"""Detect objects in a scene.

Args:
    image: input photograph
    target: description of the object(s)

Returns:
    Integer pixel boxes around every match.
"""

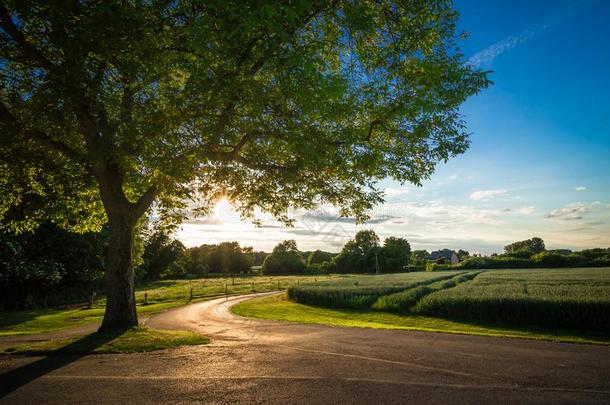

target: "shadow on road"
[0,330,123,399]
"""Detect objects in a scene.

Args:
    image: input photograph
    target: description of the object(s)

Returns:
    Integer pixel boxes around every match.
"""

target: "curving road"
[1,292,610,404]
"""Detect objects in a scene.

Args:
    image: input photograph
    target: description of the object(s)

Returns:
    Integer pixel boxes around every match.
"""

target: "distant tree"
[334,230,380,273]
[248,251,269,267]
[308,250,333,265]
[0,1,489,330]
[504,237,546,255]
[139,232,186,280]
[262,240,306,274]
[184,242,252,275]
[380,237,411,272]
[457,249,470,260]
[411,250,430,265]
[207,241,252,274]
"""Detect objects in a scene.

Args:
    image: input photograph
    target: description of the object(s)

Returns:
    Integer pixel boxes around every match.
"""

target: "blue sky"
[176,0,610,254]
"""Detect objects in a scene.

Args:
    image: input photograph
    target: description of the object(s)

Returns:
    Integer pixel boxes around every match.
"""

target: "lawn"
[233,293,610,345]
[2,326,209,354]
[0,274,344,336]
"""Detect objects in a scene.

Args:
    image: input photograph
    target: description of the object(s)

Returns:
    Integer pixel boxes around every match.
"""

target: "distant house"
[428,249,459,265]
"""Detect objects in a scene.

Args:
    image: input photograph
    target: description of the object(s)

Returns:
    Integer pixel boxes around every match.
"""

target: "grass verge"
[1,274,339,336]
[232,293,610,345]
[2,326,209,354]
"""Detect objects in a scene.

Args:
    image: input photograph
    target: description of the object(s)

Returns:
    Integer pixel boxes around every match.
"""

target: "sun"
[212,198,241,224]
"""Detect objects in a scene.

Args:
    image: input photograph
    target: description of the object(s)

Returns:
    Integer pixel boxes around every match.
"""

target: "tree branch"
[0,101,83,159]
[0,2,59,73]
[133,184,158,218]
[366,119,383,142]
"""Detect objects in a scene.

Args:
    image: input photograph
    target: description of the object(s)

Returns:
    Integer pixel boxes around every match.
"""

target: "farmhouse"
[428,249,460,265]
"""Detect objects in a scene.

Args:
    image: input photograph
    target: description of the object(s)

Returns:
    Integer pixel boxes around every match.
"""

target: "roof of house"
[428,249,456,260]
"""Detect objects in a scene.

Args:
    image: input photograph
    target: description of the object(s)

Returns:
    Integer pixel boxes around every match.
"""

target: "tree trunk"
[99,212,138,332]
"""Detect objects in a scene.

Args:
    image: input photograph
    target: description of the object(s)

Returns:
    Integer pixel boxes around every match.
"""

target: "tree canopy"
[334,229,380,273]
[262,240,306,274]
[504,237,546,255]
[380,236,411,272]
[0,0,489,330]
[1,0,489,230]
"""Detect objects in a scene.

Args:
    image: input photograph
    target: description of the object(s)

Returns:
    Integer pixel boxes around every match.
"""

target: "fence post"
[144,292,148,305]
[225,283,228,300]
[190,287,193,301]
[277,280,280,290]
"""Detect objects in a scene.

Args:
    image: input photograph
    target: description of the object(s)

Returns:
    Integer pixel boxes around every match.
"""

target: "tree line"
[3,224,609,311]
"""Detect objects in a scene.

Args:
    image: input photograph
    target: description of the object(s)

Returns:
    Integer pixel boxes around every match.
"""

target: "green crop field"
[414,268,610,331]
[287,271,464,309]
[285,268,610,333]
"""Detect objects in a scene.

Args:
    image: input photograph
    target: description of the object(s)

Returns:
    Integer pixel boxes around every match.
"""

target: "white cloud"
[470,189,508,201]
[575,186,587,191]
[384,187,409,198]
[546,201,601,221]
[516,206,535,215]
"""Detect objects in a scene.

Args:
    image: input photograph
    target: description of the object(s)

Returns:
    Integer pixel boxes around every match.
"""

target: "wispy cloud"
[546,201,601,221]
[470,189,508,201]
[468,3,586,67]
[383,187,409,198]
[516,206,535,215]
[575,186,587,191]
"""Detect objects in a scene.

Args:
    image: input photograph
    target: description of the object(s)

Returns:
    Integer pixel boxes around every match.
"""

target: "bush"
[459,256,533,269]
[531,251,571,268]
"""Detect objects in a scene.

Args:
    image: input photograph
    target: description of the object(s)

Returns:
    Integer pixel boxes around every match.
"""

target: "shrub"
[531,251,570,268]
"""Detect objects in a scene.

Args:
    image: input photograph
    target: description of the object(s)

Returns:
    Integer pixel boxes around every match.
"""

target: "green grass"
[233,294,610,345]
[414,268,610,331]
[287,271,464,309]
[0,274,342,336]
[2,326,209,354]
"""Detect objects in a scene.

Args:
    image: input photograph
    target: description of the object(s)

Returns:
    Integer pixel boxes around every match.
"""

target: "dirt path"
[2,292,610,404]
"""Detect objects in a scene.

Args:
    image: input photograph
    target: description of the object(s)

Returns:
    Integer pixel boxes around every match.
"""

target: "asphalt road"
[1,292,610,404]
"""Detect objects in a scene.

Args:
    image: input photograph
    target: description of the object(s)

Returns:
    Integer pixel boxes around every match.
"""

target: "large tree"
[504,237,546,255]
[380,236,410,272]
[0,0,489,331]
[334,230,380,273]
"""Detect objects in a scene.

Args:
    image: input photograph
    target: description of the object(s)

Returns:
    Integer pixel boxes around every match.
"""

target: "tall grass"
[372,272,481,313]
[414,268,610,331]
[287,271,463,309]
